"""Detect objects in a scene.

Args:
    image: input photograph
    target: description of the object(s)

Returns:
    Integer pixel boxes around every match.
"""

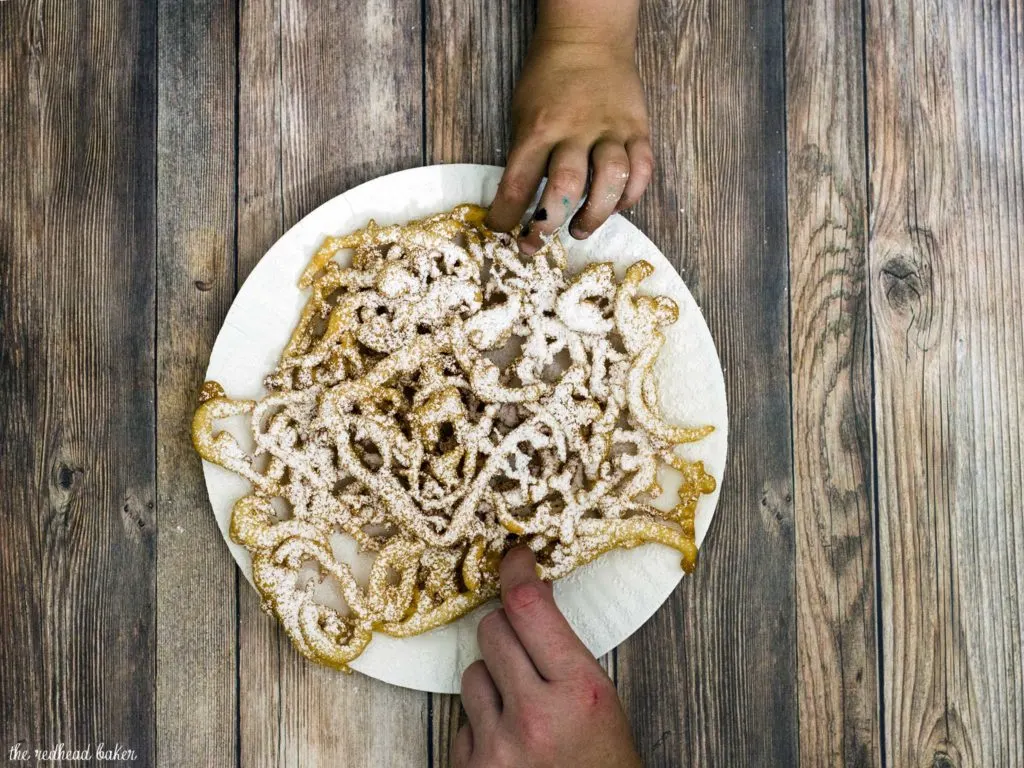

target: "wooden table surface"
[2,1,1022,766]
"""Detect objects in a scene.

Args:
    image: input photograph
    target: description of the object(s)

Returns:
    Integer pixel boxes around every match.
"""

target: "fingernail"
[570,226,589,240]
[519,239,537,255]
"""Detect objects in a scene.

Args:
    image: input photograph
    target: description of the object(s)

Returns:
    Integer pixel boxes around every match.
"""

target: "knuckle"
[504,582,545,616]
[514,705,555,756]
[547,167,586,196]
[491,735,525,768]
[630,149,655,179]
[571,673,617,712]
[523,108,561,142]
[496,175,534,205]
[602,158,631,182]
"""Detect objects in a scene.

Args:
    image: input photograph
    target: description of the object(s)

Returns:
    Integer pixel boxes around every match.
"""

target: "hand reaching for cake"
[486,0,653,254]
[455,547,641,768]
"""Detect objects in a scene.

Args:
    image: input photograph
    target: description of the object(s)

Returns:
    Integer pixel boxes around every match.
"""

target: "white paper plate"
[201,164,728,693]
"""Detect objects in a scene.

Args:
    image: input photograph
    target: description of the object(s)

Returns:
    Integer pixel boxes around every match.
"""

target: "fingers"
[486,141,551,233]
[477,607,542,696]
[615,137,654,212]
[499,546,597,681]
[453,722,473,768]
[461,659,501,732]
[519,142,589,255]
[570,140,631,239]
[489,136,654,244]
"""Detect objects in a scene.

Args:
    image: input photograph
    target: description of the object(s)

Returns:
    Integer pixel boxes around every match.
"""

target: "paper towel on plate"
[201,164,728,693]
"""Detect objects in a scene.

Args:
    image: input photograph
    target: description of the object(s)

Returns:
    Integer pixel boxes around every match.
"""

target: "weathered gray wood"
[236,1,427,765]
[615,1,797,766]
[0,1,158,763]
[866,0,1024,765]
[155,0,239,764]
[424,0,536,166]
[785,0,880,764]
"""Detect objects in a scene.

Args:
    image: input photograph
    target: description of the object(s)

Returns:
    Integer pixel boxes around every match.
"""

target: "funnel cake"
[192,204,716,671]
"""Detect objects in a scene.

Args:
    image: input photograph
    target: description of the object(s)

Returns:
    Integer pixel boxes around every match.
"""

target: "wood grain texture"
[422,3,536,764]
[0,0,158,762]
[4,1,1023,765]
[424,0,536,166]
[866,1,1024,766]
[236,1,427,766]
[785,0,880,764]
[616,1,797,766]
[155,0,238,764]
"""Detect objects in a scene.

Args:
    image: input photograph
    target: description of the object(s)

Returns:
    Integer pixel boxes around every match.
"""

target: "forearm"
[535,0,640,51]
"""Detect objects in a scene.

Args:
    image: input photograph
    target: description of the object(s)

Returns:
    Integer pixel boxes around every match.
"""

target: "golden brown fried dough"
[192,205,716,670]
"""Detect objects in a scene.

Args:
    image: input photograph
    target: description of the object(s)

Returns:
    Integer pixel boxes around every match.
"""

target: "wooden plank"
[424,0,536,166]
[0,0,158,762]
[784,0,880,764]
[236,1,427,765]
[422,2,536,764]
[155,0,238,764]
[615,1,797,766]
[866,0,1024,765]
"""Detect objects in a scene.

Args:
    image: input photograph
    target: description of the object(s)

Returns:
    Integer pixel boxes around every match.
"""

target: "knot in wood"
[879,256,923,314]
[52,460,82,491]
